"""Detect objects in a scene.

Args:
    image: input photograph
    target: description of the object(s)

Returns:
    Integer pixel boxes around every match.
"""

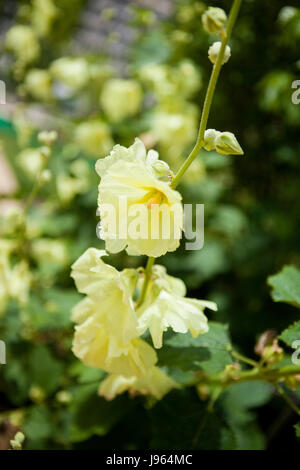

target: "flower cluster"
[71,248,216,400]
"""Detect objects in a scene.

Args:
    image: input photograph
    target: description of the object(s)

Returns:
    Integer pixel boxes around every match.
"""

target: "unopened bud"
[10,431,25,450]
[202,7,227,34]
[254,330,277,357]
[203,128,221,151]
[215,131,244,155]
[56,390,72,404]
[38,130,57,146]
[262,339,283,365]
[40,146,51,159]
[29,385,46,403]
[40,169,52,183]
[221,363,241,382]
[196,384,210,400]
[208,42,231,65]
[284,374,300,390]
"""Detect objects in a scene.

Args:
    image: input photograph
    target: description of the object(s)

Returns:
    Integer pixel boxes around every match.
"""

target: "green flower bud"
[202,7,227,34]
[261,339,283,365]
[56,390,72,404]
[208,42,231,65]
[38,130,57,146]
[29,385,46,403]
[203,128,221,151]
[215,131,244,155]
[40,169,52,183]
[10,431,25,451]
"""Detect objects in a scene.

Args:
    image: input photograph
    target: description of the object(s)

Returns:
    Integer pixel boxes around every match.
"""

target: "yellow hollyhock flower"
[100,79,142,122]
[50,57,89,90]
[71,248,158,376]
[99,366,178,401]
[0,255,31,315]
[137,265,217,348]
[71,248,139,344]
[5,25,40,66]
[95,138,183,257]
[25,69,53,101]
[74,120,114,157]
[72,303,156,376]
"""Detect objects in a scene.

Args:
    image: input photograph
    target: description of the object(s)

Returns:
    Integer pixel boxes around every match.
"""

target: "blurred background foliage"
[0,0,299,450]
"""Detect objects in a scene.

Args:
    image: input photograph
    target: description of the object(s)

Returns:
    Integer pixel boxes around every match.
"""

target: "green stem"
[231,350,258,367]
[273,383,300,417]
[136,256,155,307]
[137,1,243,306]
[171,0,243,189]
[18,149,50,251]
[203,364,300,387]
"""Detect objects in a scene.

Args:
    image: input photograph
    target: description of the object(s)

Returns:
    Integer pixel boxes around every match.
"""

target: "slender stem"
[171,0,243,189]
[231,350,258,367]
[136,256,155,307]
[137,1,243,306]
[273,383,300,417]
[202,364,300,387]
[18,149,50,252]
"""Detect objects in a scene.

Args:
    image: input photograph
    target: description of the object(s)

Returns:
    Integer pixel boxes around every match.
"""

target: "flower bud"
[203,128,221,151]
[202,7,227,34]
[40,169,52,183]
[38,130,57,146]
[284,374,300,391]
[261,339,283,365]
[208,42,231,65]
[56,390,72,404]
[215,131,244,155]
[10,431,25,451]
[29,385,46,403]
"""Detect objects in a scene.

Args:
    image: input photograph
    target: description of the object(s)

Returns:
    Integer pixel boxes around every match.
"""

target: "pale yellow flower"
[0,255,31,315]
[50,57,89,90]
[17,148,44,179]
[99,366,177,400]
[100,79,142,122]
[71,248,139,346]
[96,138,183,257]
[31,0,59,38]
[139,61,201,100]
[5,25,40,66]
[31,238,68,266]
[74,120,113,157]
[137,265,217,348]
[25,69,53,101]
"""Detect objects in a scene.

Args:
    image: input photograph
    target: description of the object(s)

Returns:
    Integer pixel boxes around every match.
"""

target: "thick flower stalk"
[70,0,244,403]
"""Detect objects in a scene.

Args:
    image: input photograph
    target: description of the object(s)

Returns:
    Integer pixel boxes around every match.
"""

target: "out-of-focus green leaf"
[23,405,54,447]
[279,321,300,347]
[57,383,134,443]
[27,346,63,394]
[268,265,300,308]
[149,389,233,450]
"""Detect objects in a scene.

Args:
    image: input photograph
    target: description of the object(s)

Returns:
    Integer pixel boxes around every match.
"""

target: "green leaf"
[158,322,233,374]
[223,381,273,411]
[23,405,53,443]
[149,389,232,450]
[295,422,300,438]
[220,382,270,450]
[56,383,134,443]
[279,321,300,347]
[27,346,64,394]
[268,265,300,308]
